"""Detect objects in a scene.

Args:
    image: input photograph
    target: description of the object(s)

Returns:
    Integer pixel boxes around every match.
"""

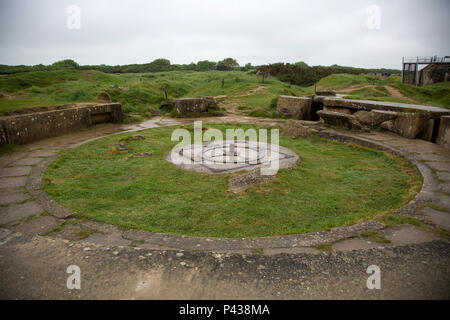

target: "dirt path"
[385,85,417,103]
[235,85,267,97]
[332,84,419,104]
[334,84,376,93]
[216,85,268,115]
[0,231,449,299]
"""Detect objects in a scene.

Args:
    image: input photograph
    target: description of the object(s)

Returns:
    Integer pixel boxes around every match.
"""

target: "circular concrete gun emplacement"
[167,140,300,174]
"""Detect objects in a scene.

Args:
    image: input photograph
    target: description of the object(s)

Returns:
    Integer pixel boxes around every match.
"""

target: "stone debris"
[317,110,365,131]
[129,135,145,141]
[113,143,129,151]
[279,120,318,138]
[131,152,152,157]
[228,168,277,194]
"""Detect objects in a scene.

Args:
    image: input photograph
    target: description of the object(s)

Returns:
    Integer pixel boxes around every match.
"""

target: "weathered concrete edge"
[28,126,437,251]
[323,97,450,116]
[0,103,123,145]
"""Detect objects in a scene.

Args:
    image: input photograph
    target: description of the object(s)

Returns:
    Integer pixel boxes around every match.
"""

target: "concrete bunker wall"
[437,116,450,148]
[276,94,450,148]
[277,96,313,120]
[320,98,450,146]
[0,103,123,145]
[276,95,326,121]
[174,97,216,116]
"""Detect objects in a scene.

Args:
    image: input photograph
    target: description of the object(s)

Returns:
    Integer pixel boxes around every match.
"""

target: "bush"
[51,59,80,69]
[248,109,270,118]
[269,97,279,109]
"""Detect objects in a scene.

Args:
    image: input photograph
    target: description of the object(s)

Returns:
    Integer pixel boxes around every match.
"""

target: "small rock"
[146,253,153,256]
[176,252,184,257]
[381,120,395,131]
[130,135,145,141]
[132,152,152,157]
[83,247,91,251]
[96,92,111,103]
[138,256,145,260]
[114,143,129,151]
[149,109,161,115]
[180,261,187,266]
[113,251,119,255]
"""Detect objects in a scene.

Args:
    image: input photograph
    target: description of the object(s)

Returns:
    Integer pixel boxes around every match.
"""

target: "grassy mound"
[0,70,313,118]
[43,123,421,238]
[318,73,450,109]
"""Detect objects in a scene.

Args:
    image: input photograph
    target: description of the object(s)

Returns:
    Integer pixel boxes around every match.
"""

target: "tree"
[294,61,309,68]
[51,59,79,69]
[147,59,171,72]
[257,65,271,83]
[216,58,239,71]
[160,83,169,99]
[196,60,217,71]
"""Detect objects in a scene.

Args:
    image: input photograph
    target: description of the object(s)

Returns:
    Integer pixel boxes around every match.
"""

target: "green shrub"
[269,97,279,109]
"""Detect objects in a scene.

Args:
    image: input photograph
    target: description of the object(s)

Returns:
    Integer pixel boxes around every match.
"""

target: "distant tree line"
[0,58,400,87]
[255,62,401,87]
[0,58,253,74]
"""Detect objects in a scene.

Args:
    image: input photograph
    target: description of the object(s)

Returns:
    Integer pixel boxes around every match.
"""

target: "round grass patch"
[43,123,422,238]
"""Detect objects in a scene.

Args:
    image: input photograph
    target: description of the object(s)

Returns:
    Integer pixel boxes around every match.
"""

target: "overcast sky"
[0,0,449,69]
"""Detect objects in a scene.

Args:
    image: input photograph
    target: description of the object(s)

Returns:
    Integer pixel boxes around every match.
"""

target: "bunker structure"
[402,56,450,86]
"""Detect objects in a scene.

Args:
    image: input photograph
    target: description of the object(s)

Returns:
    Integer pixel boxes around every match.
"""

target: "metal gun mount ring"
[166,140,300,174]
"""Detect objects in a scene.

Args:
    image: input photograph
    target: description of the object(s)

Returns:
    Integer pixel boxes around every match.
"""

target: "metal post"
[415,63,419,86]
[401,57,404,83]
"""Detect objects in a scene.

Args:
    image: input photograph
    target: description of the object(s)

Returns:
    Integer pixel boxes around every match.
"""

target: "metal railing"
[403,56,450,64]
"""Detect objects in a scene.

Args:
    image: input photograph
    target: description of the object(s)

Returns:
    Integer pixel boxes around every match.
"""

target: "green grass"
[76,228,100,239]
[381,214,424,228]
[380,213,450,238]
[0,144,20,155]
[347,87,390,98]
[1,70,448,120]
[344,83,450,109]
[43,123,421,238]
[342,95,416,105]
[247,109,281,118]
[0,69,313,117]
[316,243,333,252]
[392,81,450,109]
[250,248,264,255]
[318,73,450,109]
[317,74,386,90]
[361,230,391,243]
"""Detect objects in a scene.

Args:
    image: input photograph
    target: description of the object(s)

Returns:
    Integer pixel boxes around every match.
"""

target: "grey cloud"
[0,0,448,68]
